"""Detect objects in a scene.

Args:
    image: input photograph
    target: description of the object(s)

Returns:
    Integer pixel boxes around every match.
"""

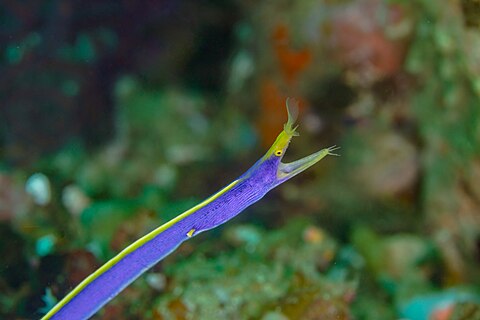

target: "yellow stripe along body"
[42,179,240,319]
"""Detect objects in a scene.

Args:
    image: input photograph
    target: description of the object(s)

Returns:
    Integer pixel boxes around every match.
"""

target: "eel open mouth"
[277,145,340,180]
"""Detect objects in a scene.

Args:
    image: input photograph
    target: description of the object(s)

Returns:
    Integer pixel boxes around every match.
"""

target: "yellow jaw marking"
[187,229,195,238]
[264,98,300,159]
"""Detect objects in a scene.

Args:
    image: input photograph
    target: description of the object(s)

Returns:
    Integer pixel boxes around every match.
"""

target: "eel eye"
[275,150,283,157]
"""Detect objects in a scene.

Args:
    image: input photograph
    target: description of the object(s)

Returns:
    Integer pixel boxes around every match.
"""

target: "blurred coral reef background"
[1,0,480,319]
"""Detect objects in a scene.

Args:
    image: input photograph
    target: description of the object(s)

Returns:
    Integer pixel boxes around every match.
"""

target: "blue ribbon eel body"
[42,98,338,319]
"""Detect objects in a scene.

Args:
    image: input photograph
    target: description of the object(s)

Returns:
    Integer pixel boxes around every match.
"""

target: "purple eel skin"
[41,98,338,320]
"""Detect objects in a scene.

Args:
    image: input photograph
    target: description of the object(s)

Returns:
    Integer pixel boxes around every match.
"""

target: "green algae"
[151,219,352,320]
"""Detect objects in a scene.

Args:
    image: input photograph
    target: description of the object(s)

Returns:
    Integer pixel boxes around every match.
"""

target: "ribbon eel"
[42,98,339,320]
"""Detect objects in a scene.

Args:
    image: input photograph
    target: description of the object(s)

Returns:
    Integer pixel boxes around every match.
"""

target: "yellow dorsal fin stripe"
[42,179,240,319]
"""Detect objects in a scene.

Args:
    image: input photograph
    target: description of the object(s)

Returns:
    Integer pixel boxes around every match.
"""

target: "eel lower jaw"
[277,146,339,180]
